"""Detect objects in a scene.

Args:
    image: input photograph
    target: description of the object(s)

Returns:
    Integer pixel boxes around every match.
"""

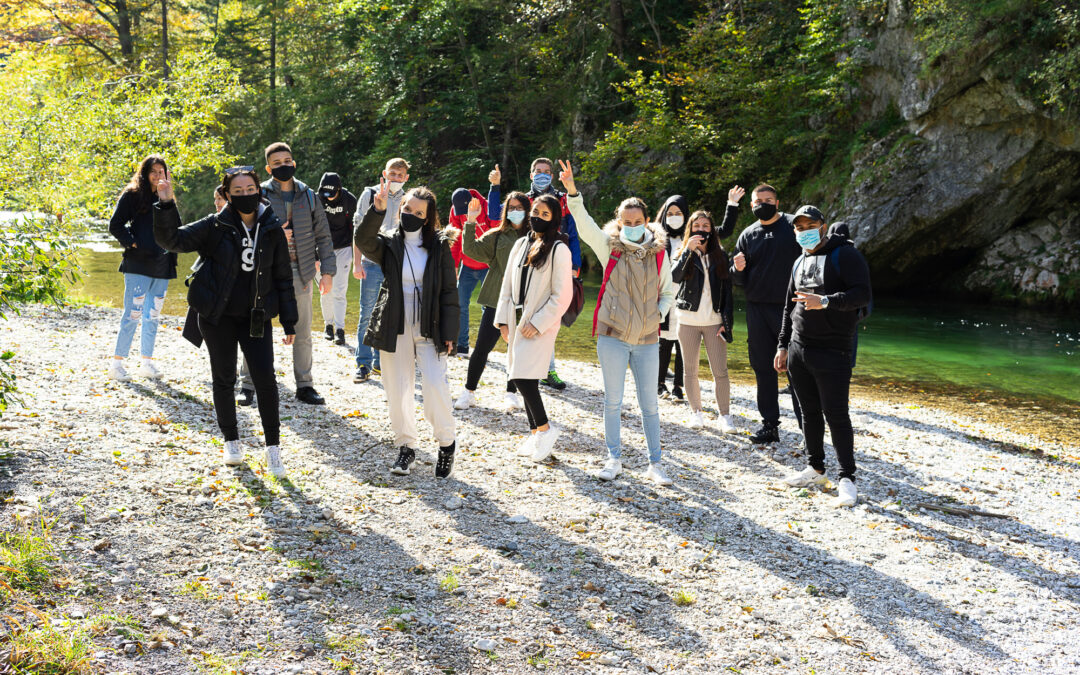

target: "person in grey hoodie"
[238,142,336,407]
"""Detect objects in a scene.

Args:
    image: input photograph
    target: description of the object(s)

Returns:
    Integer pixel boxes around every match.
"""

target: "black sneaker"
[749,422,780,445]
[335,329,346,346]
[390,446,416,475]
[296,387,325,405]
[237,388,255,407]
[658,385,670,400]
[455,345,469,357]
[435,442,455,479]
[353,365,370,383]
[671,388,685,403]
[541,370,567,390]
[324,324,334,341]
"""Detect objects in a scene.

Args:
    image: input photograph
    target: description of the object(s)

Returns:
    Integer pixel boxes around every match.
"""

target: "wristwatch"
[820,296,830,309]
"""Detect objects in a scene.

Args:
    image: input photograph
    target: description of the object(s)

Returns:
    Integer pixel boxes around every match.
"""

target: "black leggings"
[658,337,683,391]
[465,306,516,393]
[511,379,548,430]
[786,341,855,481]
[198,314,280,446]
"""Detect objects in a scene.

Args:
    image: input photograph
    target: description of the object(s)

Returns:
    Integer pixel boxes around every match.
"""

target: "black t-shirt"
[320,189,358,250]
[223,221,257,318]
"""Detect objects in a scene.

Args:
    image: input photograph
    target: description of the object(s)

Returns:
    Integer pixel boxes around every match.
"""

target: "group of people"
[107,145,871,506]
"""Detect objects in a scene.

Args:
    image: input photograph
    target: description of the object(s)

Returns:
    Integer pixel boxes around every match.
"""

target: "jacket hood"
[811,231,851,256]
[604,220,667,258]
[658,195,690,233]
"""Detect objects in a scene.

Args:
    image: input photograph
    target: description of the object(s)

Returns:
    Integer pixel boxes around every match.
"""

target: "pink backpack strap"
[592,250,623,337]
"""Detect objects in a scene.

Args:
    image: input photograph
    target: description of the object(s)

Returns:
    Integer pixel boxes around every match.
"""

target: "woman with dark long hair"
[671,210,736,433]
[153,167,298,477]
[354,180,459,479]
[453,190,531,411]
[107,155,177,381]
[494,193,573,462]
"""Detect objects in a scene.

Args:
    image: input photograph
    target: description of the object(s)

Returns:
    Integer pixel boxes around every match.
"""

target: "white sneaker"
[502,392,523,411]
[265,445,286,478]
[137,359,162,379]
[224,440,244,466]
[834,478,858,507]
[597,459,622,481]
[516,433,539,457]
[108,360,130,382]
[645,463,673,486]
[686,411,704,430]
[531,425,560,463]
[783,466,827,488]
[718,414,737,434]
[453,389,476,410]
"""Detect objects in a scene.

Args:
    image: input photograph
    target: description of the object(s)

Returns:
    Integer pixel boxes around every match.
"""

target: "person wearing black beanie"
[317,171,358,345]
[655,195,691,402]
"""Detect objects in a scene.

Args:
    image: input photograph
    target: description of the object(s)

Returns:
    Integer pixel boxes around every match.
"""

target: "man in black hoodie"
[730,184,803,443]
[317,172,358,345]
[774,205,871,508]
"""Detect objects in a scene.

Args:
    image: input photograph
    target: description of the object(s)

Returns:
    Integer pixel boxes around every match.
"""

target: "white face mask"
[388,181,405,194]
[666,215,684,229]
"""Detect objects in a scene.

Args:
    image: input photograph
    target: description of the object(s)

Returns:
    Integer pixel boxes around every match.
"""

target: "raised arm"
[558,160,610,261]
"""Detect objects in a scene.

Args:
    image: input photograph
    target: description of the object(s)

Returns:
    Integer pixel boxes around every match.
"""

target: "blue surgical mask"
[622,224,646,242]
[796,227,822,250]
[507,209,526,225]
[531,173,552,191]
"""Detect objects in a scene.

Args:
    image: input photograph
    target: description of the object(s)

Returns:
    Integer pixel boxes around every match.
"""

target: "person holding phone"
[671,211,736,433]
[153,167,298,477]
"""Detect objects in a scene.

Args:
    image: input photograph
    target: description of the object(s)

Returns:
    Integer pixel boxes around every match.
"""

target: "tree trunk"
[455,26,495,161]
[116,0,134,63]
[161,0,169,78]
[269,0,277,134]
[608,0,625,59]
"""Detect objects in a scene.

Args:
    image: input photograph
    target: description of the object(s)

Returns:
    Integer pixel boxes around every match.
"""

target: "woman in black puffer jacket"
[107,155,178,382]
[670,210,736,435]
[154,167,298,478]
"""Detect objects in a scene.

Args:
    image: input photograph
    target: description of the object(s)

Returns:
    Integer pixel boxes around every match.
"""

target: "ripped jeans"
[113,273,169,358]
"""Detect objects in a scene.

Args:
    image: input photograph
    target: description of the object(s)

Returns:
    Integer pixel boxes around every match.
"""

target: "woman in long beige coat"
[494,193,574,463]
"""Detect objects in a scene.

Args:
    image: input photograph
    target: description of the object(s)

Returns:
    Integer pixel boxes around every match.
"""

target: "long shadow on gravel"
[231,468,482,673]
[551,461,1012,668]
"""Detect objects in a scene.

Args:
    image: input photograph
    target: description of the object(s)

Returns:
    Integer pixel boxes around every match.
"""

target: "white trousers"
[319,247,353,330]
[380,296,455,449]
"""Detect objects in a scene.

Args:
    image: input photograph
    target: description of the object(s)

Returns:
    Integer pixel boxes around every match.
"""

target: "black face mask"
[271,165,296,182]
[752,202,777,222]
[229,194,260,215]
[530,216,553,234]
[400,212,425,233]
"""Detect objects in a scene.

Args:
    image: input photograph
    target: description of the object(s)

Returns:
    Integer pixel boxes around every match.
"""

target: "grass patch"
[323,633,366,652]
[673,589,696,606]
[86,613,145,642]
[286,557,327,578]
[177,578,217,601]
[438,567,461,593]
[0,518,57,595]
[196,649,259,674]
[4,618,95,673]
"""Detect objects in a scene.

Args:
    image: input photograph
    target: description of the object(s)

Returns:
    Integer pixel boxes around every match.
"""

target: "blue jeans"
[456,265,487,350]
[113,273,169,358]
[595,335,662,463]
[355,259,383,370]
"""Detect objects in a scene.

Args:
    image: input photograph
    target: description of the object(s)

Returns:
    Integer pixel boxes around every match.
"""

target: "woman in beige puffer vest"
[558,161,676,486]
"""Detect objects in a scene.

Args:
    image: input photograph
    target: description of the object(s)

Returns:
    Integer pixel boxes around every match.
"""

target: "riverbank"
[0,304,1077,673]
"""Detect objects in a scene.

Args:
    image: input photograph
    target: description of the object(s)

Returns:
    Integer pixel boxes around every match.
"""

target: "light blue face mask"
[531,173,552,192]
[506,209,526,225]
[796,227,822,250]
[622,224,646,242]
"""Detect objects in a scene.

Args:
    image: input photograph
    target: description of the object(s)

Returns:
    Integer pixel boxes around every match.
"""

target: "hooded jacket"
[353,206,459,353]
[109,190,178,280]
[778,232,872,351]
[317,172,359,250]
[153,200,298,334]
[449,188,495,270]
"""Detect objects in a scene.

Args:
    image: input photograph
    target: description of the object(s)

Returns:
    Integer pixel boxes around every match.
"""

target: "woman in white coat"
[495,193,574,463]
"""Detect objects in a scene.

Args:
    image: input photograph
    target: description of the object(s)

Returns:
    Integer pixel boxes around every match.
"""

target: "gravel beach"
[1,304,1078,674]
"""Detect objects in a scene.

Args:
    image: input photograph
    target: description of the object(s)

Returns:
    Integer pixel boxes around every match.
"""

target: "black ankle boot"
[749,421,780,445]
[435,442,455,479]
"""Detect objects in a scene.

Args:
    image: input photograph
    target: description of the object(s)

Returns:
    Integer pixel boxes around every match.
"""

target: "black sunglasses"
[224,165,254,175]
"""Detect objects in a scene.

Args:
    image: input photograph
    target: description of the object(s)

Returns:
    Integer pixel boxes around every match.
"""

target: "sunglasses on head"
[224,165,254,175]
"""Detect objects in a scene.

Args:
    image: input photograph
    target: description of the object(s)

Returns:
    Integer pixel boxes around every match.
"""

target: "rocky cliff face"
[842,0,1080,306]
